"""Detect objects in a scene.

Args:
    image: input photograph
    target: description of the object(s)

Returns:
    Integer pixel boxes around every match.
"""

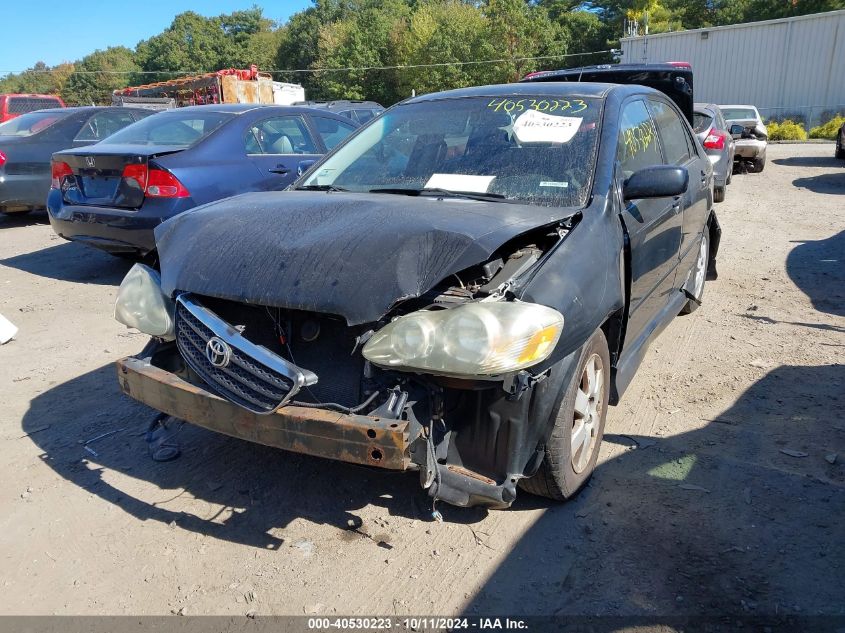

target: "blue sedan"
[47,104,358,258]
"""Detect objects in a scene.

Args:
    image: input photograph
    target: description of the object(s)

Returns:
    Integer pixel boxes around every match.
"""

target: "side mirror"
[623,165,689,200]
[297,159,317,177]
[729,124,744,136]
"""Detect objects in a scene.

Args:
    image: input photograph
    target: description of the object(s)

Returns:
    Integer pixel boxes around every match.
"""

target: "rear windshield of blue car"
[98,111,234,147]
[301,95,601,208]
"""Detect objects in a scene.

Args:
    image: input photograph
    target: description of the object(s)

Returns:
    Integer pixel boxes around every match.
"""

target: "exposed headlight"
[362,302,564,377]
[114,264,175,340]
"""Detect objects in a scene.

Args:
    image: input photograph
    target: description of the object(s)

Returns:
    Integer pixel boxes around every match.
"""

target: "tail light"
[119,164,190,198]
[703,130,727,150]
[666,61,692,68]
[0,150,7,168]
[51,160,73,188]
[122,164,147,191]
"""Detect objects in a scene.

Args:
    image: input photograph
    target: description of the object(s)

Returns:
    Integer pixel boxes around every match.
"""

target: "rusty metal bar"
[116,356,412,470]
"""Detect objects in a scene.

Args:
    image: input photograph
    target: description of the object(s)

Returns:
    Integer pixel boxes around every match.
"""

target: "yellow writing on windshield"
[487,98,588,114]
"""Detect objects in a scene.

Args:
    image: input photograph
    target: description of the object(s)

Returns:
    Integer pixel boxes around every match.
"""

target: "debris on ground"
[0,313,18,344]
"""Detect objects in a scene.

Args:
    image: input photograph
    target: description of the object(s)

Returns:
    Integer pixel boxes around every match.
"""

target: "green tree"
[396,1,494,97]
[62,47,139,105]
[135,11,232,78]
[310,0,410,103]
[483,0,564,82]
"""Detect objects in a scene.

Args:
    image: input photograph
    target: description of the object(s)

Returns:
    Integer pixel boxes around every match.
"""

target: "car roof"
[167,104,320,114]
[405,82,631,104]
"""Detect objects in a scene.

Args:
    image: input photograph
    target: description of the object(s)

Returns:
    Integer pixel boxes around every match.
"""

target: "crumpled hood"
[156,191,571,325]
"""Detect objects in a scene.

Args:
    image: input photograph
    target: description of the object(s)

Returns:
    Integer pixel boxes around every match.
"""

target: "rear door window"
[245,115,316,154]
[311,116,357,150]
[649,99,692,165]
[353,109,376,124]
[617,99,663,179]
[74,110,138,142]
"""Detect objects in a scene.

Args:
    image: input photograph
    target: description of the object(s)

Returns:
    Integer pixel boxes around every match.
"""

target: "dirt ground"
[0,143,842,619]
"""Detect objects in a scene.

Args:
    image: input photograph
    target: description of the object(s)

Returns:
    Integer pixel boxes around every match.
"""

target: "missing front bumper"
[116,355,413,470]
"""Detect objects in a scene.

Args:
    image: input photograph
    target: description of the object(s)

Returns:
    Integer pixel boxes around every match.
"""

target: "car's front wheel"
[836,132,845,160]
[519,328,610,501]
[714,185,726,203]
[752,157,766,172]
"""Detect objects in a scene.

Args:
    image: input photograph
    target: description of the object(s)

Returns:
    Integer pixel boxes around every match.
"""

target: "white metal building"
[620,10,845,126]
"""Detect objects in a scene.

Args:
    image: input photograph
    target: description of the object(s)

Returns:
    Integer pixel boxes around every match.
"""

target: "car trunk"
[55,144,185,209]
[522,63,695,125]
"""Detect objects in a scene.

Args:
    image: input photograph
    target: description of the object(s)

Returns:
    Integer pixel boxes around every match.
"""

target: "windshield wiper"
[296,184,349,192]
[369,187,513,203]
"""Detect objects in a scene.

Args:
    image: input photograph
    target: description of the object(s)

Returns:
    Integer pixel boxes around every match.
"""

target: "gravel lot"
[0,143,842,618]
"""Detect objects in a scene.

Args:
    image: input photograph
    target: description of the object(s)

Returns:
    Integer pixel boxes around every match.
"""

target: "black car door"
[617,98,684,344]
[245,114,322,190]
[648,98,711,283]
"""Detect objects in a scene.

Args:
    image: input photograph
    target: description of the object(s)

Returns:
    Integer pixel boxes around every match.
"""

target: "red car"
[0,94,65,123]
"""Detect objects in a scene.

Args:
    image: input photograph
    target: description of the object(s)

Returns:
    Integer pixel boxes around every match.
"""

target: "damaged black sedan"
[113,82,720,509]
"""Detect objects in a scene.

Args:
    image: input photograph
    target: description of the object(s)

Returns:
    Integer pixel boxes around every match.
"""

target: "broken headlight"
[114,264,175,340]
[362,302,564,377]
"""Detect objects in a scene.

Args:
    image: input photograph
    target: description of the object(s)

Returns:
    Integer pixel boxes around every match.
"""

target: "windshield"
[0,110,66,136]
[721,107,757,121]
[301,96,601,207]
[98,111,234,147]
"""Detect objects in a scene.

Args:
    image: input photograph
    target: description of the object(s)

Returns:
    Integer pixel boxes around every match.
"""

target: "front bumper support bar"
[116,356,412,470]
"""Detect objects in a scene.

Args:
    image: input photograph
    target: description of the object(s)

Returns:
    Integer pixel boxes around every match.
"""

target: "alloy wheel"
[571,353,604,474]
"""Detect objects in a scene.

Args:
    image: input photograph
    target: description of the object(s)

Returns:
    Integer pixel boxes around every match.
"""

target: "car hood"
[156,191,574,325]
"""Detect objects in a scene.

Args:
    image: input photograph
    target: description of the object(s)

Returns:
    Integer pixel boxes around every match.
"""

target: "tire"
[752,157,765,173]
[680,231,709,315]
[519,329,610,501]
[836,133,845,160]
[726,168,732,185]
[1,208,32,215]
[714,185,726,203]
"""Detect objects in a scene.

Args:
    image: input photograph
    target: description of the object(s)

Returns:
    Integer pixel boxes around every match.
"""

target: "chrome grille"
[175,295,317,414]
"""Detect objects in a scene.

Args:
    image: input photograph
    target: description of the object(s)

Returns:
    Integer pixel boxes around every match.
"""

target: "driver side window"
[617,100,663,180]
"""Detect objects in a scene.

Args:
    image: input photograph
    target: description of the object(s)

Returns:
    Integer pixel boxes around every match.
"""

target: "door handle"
[700,171,708,186]
[269,166,290,175]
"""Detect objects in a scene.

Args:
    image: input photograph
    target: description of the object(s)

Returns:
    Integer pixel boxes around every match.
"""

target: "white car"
[720,105,768,173]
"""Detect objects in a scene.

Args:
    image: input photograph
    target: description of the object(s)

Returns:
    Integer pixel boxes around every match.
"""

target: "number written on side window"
[618,100,662,179]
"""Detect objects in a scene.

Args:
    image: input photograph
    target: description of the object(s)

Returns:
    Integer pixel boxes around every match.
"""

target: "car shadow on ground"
[0,241,132,285]
[772,155,842,169]
[786,231,845,318]
[0,210,48,227]
[20,362,487,551]
[792,173,845,195]
[461,362,845,619]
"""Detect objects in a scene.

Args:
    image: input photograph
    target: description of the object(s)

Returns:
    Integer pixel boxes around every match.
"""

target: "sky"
[0,0,313,75]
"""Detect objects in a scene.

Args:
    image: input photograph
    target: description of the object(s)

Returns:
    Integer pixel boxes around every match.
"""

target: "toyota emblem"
[85,156,96,168]
[205,336,232,368]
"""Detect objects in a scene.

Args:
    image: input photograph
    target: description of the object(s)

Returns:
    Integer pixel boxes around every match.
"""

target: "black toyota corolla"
[112,81,719,510]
